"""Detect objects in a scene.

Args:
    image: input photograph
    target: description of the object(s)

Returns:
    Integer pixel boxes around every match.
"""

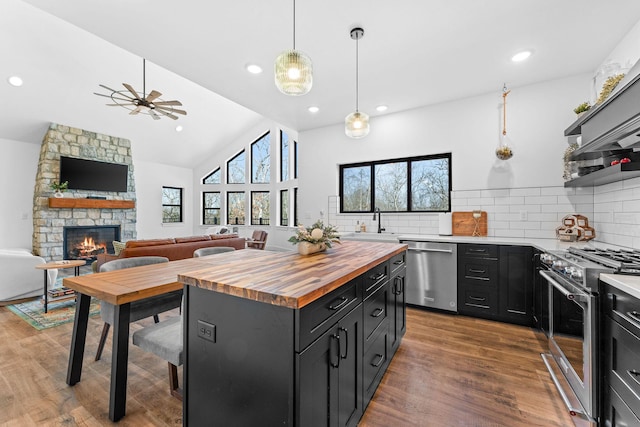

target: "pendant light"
[274,0,313,96]
[345,27,369,138]
[496,83,513,160]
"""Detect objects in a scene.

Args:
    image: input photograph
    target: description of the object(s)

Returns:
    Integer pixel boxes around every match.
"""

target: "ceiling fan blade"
[95,93,135,103]
[149,110,161,120]
[105,103,137,107]
[156,106,187,115]
[129,106,143,115]
[153,100,183,106]
[98,84,121,93]
[146,90,162,102]
[123,83,141,100]
[155,109,179,120]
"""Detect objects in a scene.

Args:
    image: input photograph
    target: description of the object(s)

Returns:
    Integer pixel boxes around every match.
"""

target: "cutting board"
[452,211,488,236]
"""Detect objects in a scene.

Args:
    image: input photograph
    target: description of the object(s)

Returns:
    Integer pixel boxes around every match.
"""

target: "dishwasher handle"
[407,247,453,254]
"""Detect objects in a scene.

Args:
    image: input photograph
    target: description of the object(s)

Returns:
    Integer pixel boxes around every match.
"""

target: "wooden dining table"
[63,251,272,422]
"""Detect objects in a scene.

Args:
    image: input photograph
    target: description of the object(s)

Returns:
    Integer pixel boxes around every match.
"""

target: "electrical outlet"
[519,210,528,221]
[197,320,216,343]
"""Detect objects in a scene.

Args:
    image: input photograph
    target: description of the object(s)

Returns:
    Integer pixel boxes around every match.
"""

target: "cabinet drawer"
[604,315,640,419]
[362,262,389,298]
[459,244,498,259]
[458,285,497,316]
[603,385,640,427]
[458,258,498,283]
[296,279,361,352]
[364,282,389,350]
[390,252,406,275]
[604,283,640,336]
[363,319,389,404]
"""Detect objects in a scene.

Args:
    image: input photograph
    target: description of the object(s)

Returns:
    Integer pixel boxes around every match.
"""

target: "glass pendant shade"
[275,49,313,96]
[345,111,370,138]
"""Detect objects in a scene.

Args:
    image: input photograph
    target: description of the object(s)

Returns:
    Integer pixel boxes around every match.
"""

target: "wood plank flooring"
[0,304,573,426]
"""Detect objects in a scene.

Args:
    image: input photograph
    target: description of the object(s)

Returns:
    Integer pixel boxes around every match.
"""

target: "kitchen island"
[178,240,407,427]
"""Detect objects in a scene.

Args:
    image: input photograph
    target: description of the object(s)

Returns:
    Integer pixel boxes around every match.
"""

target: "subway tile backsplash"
[327,177,640,249]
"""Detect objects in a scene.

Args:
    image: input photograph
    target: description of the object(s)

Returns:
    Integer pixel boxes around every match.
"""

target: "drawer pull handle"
[627,370,640,387]
[393,260,404,266]
[469,268,486,274]
[469,248,487,253]
[622,311,640,331]
[371,308,385,318]
[330,334,340,368]
[393,276,404,295]
[469,296,486,302]
[339,327,349,359]
[328,297,349,311]
[371,354,385,368]
[369,272,386,281]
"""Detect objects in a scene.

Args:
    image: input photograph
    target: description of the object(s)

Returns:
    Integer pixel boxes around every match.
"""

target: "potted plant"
[573,101,591,117]
[50,181,68,198]
[288,220,340,255]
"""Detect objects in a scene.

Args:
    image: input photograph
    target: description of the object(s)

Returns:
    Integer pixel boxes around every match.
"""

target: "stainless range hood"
[567,60,640,160]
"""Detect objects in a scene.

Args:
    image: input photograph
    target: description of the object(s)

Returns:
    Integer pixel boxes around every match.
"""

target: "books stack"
[47,287,75,298]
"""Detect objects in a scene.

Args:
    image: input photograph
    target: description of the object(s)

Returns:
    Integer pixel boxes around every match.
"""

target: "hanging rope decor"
[496,83,514,160]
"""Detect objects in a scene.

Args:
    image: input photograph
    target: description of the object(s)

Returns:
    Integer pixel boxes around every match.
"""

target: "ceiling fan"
[94,58,187,120]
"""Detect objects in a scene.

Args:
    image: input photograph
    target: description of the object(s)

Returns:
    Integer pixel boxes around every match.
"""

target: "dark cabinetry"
[602,283,640,425]
[457,244,533,326]
[389,251,406,354]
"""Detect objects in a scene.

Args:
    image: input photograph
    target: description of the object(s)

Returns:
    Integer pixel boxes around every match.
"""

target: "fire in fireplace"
[63,225,121,263]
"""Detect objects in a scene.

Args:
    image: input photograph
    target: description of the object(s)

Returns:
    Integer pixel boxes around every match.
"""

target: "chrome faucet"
[373,208,386,234]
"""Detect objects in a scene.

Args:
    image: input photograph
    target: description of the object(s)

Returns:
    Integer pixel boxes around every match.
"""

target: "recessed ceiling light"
[246,64,263,74]
[175,125,183,132]
[308,106,319,113]
[7,76,23,87]
[376,105,388,112]
[511,50,532,62]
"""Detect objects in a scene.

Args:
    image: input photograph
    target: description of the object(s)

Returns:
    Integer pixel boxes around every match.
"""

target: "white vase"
[54,190,64,198]
[298,241,327,255]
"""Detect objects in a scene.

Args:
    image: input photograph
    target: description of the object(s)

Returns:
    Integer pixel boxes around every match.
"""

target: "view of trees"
[227,191,245,224]
[162,186,182,223]
[251,191,270,225]
[341,154,450,212]
[203,168,221,184]
[203,191,221,225]
[228,151,245,184]
[280,189,289,226]
[281,131,289,182]
[252,132,270,184]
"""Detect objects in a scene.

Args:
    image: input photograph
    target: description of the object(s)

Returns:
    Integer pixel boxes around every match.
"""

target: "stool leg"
[168,363,182,401]
[95,323,110,361]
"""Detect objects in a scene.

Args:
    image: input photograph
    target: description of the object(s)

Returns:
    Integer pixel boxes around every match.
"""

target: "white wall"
[299,73,592,233]
[134,160,194,239]
[0,138,40,248]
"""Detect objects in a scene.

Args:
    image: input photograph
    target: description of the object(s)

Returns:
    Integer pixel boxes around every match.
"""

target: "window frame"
[280,130,289,182]
[227,150,246,184]
[280,189,289,226]
[162,186,183,223]
[227,191,245,225]
[339,153,452,213]
[202,167,221,184]
[202,191,221,225]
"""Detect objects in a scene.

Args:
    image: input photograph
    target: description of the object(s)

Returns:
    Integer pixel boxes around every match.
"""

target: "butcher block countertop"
[178,240,407,309]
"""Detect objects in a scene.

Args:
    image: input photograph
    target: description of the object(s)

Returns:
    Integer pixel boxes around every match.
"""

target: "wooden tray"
[452,211,487,236]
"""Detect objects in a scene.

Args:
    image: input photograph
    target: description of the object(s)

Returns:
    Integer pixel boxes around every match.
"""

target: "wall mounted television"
[59,156,128,192]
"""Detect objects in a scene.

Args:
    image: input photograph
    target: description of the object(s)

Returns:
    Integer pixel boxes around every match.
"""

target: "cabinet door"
[390,271,406,353]
[297,304,363,427]
[498,246,533,326]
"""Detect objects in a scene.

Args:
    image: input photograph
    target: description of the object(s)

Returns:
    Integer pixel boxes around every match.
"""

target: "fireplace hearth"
[63,225,121,263]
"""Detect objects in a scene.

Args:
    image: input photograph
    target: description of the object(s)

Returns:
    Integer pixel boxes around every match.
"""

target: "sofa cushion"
[210,233,239,240]
[126,238,176,248]
[175,235,211,243]
[113,240,126,255]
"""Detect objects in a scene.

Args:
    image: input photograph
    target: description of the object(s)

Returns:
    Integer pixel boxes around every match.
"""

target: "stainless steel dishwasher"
[401,240,457,312]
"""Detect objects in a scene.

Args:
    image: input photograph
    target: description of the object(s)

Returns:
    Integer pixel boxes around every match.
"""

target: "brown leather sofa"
[96,234,245,269]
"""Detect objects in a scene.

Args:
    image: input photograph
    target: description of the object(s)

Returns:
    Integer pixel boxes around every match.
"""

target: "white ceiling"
[3,0,640,168]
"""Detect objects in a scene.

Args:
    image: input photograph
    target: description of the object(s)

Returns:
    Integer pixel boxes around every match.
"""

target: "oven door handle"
[539,270,587,302]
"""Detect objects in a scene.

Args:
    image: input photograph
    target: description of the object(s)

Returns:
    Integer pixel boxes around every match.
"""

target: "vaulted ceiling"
[3,0,640,168]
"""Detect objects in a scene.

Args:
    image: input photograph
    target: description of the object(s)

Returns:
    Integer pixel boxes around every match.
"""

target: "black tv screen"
[59,156,128,192]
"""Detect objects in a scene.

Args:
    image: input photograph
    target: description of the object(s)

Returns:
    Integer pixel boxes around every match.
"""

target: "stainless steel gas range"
[539,247,640,427]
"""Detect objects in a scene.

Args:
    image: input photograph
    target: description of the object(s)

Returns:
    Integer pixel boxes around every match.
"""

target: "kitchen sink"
[340,232,399,243]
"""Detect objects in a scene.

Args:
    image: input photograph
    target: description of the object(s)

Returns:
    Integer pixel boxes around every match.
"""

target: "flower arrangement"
[50,181,69,192]
[288,220,340,248]
[573,101,591,115]
[595,73,625,105]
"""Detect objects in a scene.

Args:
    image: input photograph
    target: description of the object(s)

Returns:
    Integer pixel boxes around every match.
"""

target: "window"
[227,150,245,184]
[293,187,298,226]
[339,153,451,213]
[294,140,298,179]
[280,189,289,226]
[251,191,270,225]
[202,168,221,184]
[227,191,245,225]
[251,132,270,183]
[203,191,221,225]
[162,186,183,223]
[280,131,289,182]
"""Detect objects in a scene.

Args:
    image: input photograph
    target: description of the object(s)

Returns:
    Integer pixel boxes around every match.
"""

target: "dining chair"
[193,246,236,257]
[246,230,268,250]
[95,256,183,361]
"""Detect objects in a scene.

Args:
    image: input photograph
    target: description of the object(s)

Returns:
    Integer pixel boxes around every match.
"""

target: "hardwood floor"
[0,303,572,426]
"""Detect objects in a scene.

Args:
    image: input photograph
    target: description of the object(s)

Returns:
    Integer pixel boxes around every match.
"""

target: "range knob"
[552,260,567,269]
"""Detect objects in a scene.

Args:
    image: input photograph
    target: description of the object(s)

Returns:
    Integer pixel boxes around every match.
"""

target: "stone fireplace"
[63,225,121,263]
[32,123,137,261]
